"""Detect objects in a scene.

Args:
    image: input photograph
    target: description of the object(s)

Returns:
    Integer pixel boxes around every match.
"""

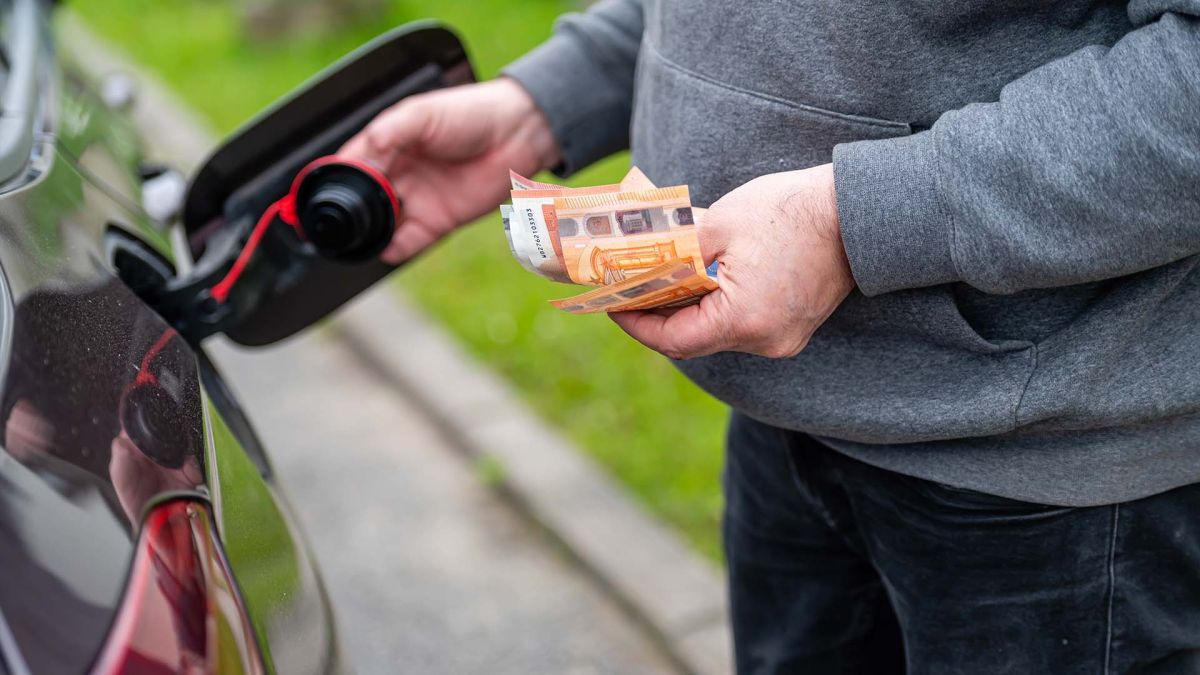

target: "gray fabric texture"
[504,0,1200,506]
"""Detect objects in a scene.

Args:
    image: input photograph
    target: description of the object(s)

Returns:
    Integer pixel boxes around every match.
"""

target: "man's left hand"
[610,164,855,360]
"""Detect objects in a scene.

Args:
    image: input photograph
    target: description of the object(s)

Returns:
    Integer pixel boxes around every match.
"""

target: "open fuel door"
[162,22,474,346]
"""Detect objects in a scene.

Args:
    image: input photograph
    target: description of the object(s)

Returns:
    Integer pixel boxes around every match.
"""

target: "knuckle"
[760,343,791,359]
[761,335,809,359]
[368,101,429,150]
[404,96,433,120]
[660,344,689,361]
[659,335,698,361]
[364,125,393,156]
[793,339,810,355]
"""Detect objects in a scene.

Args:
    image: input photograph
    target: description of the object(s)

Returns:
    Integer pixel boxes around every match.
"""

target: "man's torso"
[629,0,1200,505]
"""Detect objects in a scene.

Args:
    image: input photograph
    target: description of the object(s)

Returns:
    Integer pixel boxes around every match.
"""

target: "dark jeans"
[724,412,1200,675]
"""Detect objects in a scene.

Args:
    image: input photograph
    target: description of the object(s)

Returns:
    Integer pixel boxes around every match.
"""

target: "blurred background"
[73,0,728,562]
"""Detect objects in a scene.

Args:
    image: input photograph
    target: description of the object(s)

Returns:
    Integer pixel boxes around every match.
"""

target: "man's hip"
[723,411,1200,674]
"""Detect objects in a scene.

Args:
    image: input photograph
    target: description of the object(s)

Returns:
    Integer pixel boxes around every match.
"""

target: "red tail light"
[91,500,266,674]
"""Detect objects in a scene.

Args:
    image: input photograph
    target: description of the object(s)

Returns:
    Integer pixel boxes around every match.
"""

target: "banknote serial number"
[523,208,547,260]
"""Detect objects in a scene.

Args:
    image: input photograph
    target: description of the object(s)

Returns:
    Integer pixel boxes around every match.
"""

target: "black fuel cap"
[292,161,398,262]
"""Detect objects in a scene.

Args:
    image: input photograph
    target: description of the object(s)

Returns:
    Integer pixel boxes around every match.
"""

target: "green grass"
[74,0,728,560]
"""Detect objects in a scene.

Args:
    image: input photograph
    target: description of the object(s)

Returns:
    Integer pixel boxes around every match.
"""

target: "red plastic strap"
[134,330,175,387]
[209,200,284,304]
[277,194,299,229]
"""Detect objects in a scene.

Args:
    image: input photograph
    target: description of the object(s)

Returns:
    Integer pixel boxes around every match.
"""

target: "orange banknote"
[508,172,641,284]
[502,168,719,314]
[551,261,718,314]
[552,186,703,286]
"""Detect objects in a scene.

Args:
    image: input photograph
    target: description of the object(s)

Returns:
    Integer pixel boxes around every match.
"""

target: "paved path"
[207,327,677,675]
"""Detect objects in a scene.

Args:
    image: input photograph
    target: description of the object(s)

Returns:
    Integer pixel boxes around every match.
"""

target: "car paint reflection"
[1,280,205,527]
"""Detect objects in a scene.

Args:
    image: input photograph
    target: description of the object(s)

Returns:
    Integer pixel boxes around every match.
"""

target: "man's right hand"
[340,78,561,264]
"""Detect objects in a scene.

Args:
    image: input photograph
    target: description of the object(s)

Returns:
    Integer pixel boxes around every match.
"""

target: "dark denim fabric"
[724,412,1200,674]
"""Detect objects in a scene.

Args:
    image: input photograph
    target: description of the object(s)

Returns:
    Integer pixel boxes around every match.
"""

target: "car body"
[0,1,471,672]
[0,1,345,672]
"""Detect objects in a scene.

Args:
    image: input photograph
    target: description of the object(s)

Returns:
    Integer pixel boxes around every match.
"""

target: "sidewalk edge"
[336,291,731,675]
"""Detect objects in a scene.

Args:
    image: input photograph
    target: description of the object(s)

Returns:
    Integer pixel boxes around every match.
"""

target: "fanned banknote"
[552,185,702,286]
[502,168,718,314]
[551,261,719,314]
[500,204,537,275]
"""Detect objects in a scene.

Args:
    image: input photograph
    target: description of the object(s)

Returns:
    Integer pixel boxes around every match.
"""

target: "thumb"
[381,218,440,265]
[609,292,733,360]
[693,206,729,266]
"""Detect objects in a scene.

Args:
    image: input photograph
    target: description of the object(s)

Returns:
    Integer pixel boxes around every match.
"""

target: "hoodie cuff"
[503,33,634,178]
[833,131,960,296]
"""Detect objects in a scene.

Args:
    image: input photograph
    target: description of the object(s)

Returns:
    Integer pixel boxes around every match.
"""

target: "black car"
[0,1,473,672]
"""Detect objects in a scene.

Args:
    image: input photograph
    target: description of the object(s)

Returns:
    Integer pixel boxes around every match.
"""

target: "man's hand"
[610,164,855,360]
[341,78,561,264]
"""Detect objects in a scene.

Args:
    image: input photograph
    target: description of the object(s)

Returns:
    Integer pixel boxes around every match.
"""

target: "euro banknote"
[503,168,663,282]
[505,171,632,283]
[551,185,703,286]
[502,168,718,314]
[500,204,537,275]
[551,260,719,314]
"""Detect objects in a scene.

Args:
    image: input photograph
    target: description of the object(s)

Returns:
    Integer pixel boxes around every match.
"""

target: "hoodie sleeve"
[833,1,1200,296]
[502,0,643,177]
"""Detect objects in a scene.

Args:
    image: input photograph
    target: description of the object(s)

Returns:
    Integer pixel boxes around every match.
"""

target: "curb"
[61,14,732,675]
[336,292,731,675]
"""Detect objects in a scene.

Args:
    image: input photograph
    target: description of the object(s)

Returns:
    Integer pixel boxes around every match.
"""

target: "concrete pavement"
[208,332,677,675]
[337,290,730,675]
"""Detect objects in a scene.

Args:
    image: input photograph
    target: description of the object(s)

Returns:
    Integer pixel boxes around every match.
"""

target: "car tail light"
[91,500,266,675]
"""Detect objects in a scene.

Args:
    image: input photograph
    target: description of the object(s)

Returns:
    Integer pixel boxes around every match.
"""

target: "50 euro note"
[508,186,616,284]
[501,168,719,314]
[553,206,718,314]
[505,168,660,284]
[551,185,703,286]
[500,205,536,274]
[551,260,718,314]
[506,196,572,283]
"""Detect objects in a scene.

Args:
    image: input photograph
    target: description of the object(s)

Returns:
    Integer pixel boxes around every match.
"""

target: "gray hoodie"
[505,0,1200,506]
